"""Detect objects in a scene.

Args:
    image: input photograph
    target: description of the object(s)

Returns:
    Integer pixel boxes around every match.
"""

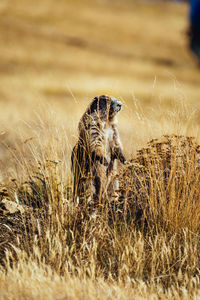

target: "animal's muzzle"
[116,102,122,112]
[114,99,122,112]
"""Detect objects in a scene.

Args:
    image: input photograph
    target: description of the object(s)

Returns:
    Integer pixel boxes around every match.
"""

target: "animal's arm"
[112,125,126,164]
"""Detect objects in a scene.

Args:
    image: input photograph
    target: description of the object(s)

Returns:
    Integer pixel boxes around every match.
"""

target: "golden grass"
[1,0,200,299]
[1,121,200,299]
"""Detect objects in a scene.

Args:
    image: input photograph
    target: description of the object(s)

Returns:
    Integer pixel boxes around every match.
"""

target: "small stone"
[1,199,25,214]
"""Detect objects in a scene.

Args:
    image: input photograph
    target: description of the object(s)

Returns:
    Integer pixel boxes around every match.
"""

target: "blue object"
[190,0,200,30]
[189,0,200,62]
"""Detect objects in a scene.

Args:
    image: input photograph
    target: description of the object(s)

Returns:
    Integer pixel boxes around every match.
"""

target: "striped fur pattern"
[71,95,126,207]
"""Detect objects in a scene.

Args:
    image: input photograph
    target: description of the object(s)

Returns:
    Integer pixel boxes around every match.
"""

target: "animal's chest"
[104,125,114,159]
[104,125,114,143]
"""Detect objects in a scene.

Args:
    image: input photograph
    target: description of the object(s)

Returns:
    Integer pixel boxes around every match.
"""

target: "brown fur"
[71,95,126,208]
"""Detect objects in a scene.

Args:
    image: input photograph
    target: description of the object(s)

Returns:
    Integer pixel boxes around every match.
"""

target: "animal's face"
[88,95,122,121]
[109,97,122,120]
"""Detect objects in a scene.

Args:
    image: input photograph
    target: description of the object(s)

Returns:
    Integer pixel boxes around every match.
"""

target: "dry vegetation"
[1,0,200,299]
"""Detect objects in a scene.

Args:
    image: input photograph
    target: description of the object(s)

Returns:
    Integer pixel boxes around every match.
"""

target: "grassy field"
[1,0,200,299]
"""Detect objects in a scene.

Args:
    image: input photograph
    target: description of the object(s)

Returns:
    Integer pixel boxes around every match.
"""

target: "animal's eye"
[110,101,115,111]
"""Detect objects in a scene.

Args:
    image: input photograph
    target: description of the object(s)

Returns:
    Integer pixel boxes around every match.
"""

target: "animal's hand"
[92,152,108,166]
[119,154,126,164]
[113,147,126,164]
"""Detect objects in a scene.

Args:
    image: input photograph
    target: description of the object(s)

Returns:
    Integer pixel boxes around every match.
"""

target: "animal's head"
[87,95,122,121]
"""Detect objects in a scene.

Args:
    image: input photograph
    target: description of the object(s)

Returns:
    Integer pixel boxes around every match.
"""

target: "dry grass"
[1,133,200,299]
[1,0,200,299]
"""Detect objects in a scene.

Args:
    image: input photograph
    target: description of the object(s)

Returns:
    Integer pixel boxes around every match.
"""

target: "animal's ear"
[88,96,98,114]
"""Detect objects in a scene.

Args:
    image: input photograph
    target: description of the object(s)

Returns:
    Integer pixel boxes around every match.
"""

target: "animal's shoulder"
[78,111,103,132]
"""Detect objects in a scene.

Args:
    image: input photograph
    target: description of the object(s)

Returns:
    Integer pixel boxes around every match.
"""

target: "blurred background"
[0,0,200,178]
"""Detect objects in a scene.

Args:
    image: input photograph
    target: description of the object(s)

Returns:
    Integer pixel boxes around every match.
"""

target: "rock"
[1,199,25,214]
